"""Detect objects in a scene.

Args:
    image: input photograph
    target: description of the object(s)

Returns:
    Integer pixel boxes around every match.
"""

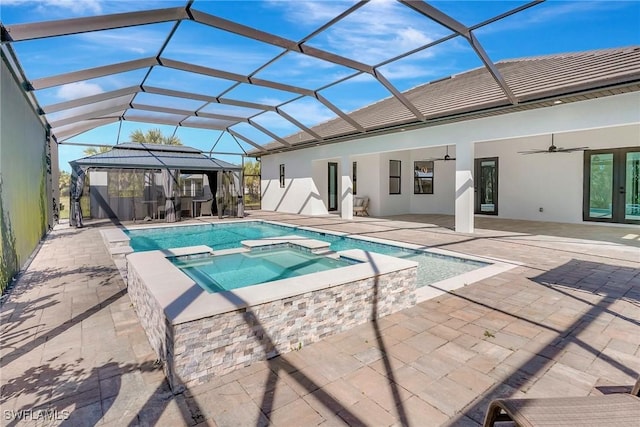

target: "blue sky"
[2,0,639,172]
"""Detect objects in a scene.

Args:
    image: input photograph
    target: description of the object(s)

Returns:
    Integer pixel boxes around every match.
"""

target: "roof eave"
[251,81,640,156]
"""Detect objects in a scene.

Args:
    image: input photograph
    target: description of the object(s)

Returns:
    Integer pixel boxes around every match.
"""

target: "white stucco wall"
[410,147,456,215]
[352,153,381,215]
[260,92,640,223]
[312,158,332,214]
[261,155,326,215]
[377,151,411,216]
[474,125,639,223]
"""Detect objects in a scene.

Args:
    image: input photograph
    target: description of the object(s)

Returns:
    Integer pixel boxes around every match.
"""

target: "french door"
[475,157,499,215]
[328,162,338,211]
[584,147,640,224]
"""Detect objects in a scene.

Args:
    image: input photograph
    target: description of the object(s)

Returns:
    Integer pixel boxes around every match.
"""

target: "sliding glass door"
[584,147,640,224]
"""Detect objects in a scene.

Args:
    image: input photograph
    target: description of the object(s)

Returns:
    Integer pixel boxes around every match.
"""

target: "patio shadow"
[445,258,640,425]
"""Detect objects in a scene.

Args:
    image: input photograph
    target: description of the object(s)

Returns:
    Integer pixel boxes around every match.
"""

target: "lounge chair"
[483,376,640,427]
[157,204,165,220]
[353,196,369,216]
[199,199,213,216]
[180,196,193,218]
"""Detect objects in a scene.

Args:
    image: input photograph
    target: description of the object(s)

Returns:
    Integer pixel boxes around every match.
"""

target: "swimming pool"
[170,247,359,293]
[118,221,513,389]
[126,221,487,286]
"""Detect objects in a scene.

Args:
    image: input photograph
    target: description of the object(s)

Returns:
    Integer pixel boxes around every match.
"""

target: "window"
[180,177,204,197]
[352,161,357,195]
[414,161,434,194]
[107,169,144,197]
[279,164,285,188]
[389,160,401,194]
[194,179,203,197]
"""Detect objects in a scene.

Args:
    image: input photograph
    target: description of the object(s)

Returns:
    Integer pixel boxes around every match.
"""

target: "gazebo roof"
[70,143,241,171]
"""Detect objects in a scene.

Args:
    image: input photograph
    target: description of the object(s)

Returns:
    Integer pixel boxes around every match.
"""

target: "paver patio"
[1,212,639,426]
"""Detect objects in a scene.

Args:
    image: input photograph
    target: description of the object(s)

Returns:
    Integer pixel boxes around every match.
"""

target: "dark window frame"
[328,162,338,211]
[352,161,357,196]
[583,147,640,225]
[389,160,401,195]
[413,160,434,194]
[279,164,285,188]
[474,157,499,215]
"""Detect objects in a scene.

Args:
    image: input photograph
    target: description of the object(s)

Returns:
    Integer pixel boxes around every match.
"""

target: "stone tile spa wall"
[127,263,170,368]
[127,260,416,390]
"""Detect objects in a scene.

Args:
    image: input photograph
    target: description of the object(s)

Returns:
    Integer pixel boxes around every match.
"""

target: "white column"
[341,156,353,220]
[455,141,475,233]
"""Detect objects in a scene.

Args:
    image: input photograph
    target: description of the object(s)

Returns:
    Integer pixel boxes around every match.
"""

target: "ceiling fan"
[518,134,589,154]
[428,145,456,161]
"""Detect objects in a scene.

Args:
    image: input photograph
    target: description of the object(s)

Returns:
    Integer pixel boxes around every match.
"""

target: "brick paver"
[1,213,638,426]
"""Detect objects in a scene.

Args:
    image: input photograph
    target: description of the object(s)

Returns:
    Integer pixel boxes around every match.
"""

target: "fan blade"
[556,146,589,152]
[518,149,550,154]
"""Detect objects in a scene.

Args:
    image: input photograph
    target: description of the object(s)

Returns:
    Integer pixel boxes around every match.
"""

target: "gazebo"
[69,143,242,227]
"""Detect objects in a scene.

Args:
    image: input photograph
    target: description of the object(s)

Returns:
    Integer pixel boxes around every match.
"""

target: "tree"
[130,128,182,145]
[81,129,181,156]
[83,146,110,156]
[243,160,261,209]
[58,169,71,194]
[243,160,260,176]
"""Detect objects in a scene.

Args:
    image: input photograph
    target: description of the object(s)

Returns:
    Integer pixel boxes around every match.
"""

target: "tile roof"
[71,143,241,171]
[257,47,640,153]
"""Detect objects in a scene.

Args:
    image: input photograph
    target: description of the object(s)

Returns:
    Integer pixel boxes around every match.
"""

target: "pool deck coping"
[118,219,520,305]
[241,235,331,253]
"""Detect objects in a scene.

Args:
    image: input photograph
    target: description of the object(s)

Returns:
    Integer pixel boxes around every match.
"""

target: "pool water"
[126,221,486,286]
[171,248,358,293]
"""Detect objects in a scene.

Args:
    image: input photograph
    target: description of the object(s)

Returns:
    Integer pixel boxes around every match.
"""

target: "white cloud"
[3,0,175,19]
[264,0,356,26]
[56,82,104,100]
[1,0,104,15]
[203,103,261,118]
[278,98,337,127]
[257,96,288,106]
[476,1,630,36]
[250,111,298,134]
[378,63,438,80]
[269,0,446,66]
[79,27,166,55]
[523,0,625,25]
[42,0,102,13]
[164,43,279,73]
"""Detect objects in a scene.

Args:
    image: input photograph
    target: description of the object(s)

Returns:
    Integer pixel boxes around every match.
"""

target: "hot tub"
[126,237,418,390]
[170,247,360,293]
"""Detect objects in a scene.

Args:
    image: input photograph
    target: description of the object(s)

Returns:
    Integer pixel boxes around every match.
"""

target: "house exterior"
[257,48,640,231]
[1,1,639,291]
